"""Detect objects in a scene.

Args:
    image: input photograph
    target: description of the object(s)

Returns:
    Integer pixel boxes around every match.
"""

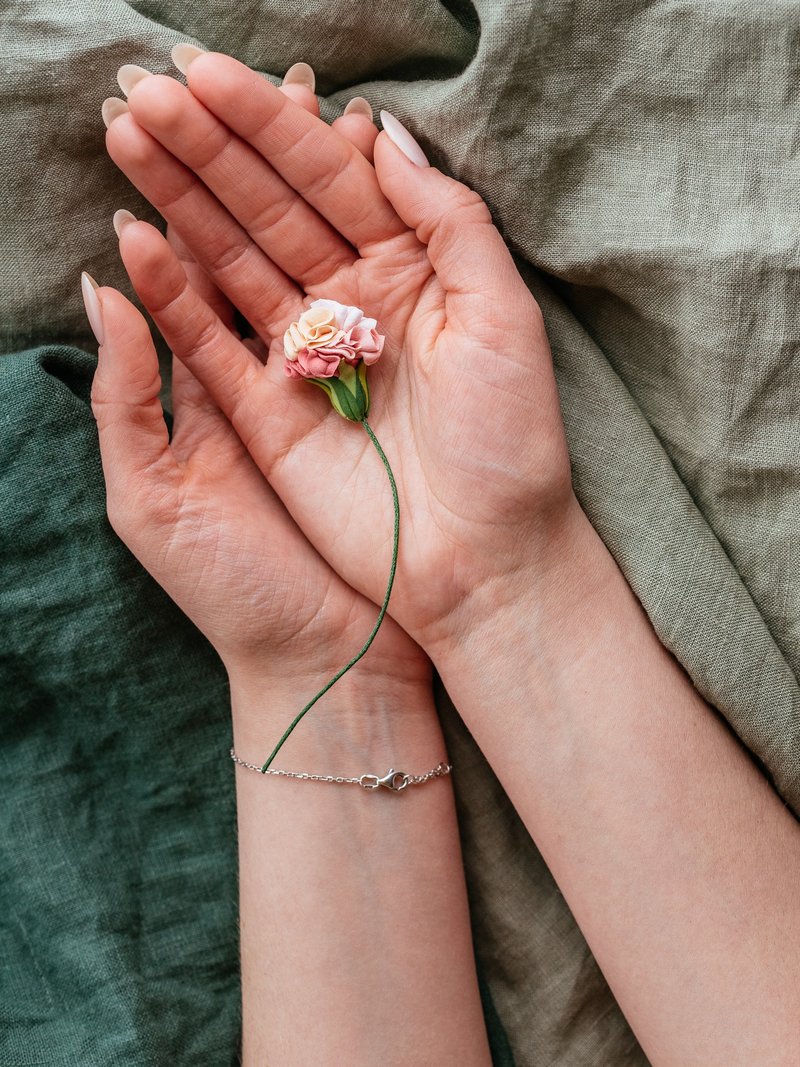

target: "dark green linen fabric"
[0,345,515,1065]
[2,0,799,1064]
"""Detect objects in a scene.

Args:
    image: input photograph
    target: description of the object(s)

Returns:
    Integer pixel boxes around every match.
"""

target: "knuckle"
[90,372,110,414]
[247,192,297,242]
[448,190,494,230]
[455,183,493,218]
[186,121,231,173]
[167,230,193,264]
[164,314,223,379]
[422,185,494,248]
[134,362,164,403]
[207,233,253,276]
[265,293,305,341]
[183,314,223,361]
[157,175,196,214]
[146,261,190,317]
[301,139,351,201]
[529,294,545,327]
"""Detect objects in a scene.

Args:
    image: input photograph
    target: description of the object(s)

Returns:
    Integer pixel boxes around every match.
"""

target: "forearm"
[434,498,800,1066]
[229,666,492,1067]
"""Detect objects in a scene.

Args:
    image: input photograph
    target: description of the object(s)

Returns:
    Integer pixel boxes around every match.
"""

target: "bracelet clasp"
[359,768,410,792]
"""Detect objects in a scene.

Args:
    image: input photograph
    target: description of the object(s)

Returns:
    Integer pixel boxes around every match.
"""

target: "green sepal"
[308,361,370,422]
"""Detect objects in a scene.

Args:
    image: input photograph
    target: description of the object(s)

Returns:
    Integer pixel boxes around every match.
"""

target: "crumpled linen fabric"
[2,1,798,1064]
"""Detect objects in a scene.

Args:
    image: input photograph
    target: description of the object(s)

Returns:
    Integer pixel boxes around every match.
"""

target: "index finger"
[181,51,406,253]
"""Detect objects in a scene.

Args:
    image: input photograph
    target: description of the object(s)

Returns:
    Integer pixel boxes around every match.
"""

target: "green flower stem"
[260,417,400,772]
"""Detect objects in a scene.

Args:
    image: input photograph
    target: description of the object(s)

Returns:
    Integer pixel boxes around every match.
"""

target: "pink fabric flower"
[313,329,359,364]
[284,306,341,361]
[346,321,385,365]
[309,298,365,333]
[284,346,342,379]
[283,299,386,380]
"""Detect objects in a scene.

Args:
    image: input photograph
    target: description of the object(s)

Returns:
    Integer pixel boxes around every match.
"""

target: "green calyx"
[309,360,370,421]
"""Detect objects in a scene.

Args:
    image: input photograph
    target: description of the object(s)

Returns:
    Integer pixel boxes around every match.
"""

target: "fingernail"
[101,97,129,128]
[282,61,315,92]
[379,109,429,167]
[343,96,373,119]
[113,209,137,238]
[172,42,207,75]
[81,272,105,346]
[117,64,152,97]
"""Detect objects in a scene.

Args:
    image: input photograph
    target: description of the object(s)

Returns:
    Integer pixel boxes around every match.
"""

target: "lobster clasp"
[359,768,410,792]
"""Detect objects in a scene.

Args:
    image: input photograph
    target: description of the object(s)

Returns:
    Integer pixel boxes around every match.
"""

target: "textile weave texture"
[2,1,799,1064]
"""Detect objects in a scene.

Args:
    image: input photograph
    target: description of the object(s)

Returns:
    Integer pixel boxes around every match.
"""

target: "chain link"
[230,749,452,792]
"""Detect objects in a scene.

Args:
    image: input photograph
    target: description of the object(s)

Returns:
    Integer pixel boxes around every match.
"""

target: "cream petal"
[285,322,306,357]
[309,298,346,315]
[300,306,336,327]
[306,326,344,349]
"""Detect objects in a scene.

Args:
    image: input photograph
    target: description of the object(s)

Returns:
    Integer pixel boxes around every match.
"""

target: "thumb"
[84,273,180,539]
[373,112,533,322]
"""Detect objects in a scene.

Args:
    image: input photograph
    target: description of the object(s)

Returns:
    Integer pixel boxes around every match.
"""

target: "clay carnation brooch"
[283,298,384,420]
[260,299,398,773]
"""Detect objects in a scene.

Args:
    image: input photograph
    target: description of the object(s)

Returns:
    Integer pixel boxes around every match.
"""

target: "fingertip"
[112,208,137,238]
[93,284,142,343]
[183,51,269,118]
[81,271,105,345]
[279,81,320,116]
[104,108,152,169]
[343,96,373,120]
[125,72,187,129]
[117,63,152,97]
[182,49,231,87]
[378,109,430,167]
[171,42,207,76]
[332,109,379,162]
[116,216,167,260]
[101,97,129,129]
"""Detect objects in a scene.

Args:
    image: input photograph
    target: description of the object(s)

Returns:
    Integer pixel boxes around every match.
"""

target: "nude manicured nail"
[112,209,137,238]
[282,61,315,92]
[343,96,373,119]
[379,109,429,167]
[81,272,104,346]
[101,97,129,128]
[172,43,207,75]
[117,64,152,96]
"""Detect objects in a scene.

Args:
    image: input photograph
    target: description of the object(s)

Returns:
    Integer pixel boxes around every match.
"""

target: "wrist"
[425,492,597,667]
[227,654,442,770]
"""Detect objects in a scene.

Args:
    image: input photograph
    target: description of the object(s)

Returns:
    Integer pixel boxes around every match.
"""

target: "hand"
[103,51,580,656]
[89,72,430,697]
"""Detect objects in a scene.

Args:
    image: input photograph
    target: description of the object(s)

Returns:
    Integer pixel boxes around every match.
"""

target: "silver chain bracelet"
[230,749,453,792]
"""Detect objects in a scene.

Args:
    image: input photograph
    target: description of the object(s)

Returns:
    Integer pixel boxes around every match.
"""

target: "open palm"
[93,77,427,686]
[105,51,576,651]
